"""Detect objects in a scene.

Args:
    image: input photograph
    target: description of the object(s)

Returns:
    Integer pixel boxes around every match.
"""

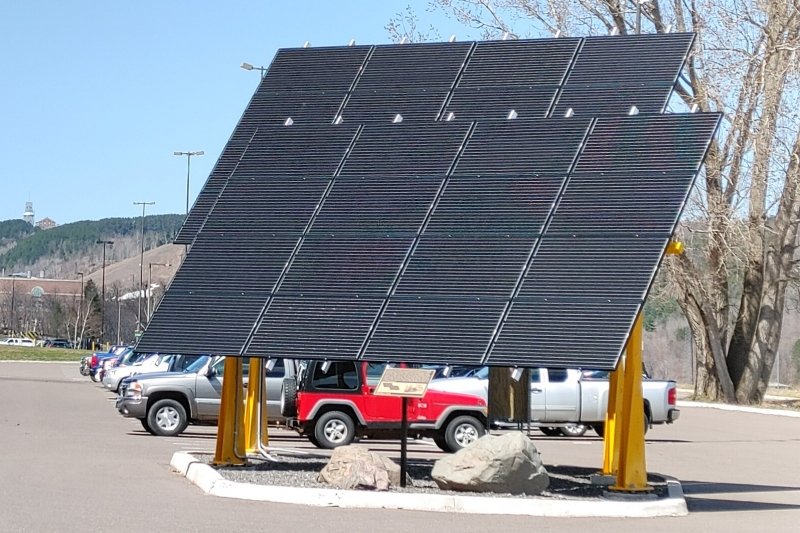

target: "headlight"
[126,382,142,399]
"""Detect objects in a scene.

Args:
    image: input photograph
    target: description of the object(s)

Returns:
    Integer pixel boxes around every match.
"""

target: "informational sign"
[374,367,435,398]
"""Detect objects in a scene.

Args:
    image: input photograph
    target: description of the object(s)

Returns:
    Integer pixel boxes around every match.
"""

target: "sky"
[0,1,470,225]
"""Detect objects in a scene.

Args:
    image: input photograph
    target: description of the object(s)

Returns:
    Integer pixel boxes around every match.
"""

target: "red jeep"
[281,361,488,452]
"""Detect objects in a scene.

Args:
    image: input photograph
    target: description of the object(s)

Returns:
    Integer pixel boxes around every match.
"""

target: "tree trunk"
[488,367,530,424]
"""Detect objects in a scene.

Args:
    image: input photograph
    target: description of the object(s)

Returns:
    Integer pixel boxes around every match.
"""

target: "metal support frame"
[213,357,247,466]
[601,359,624,475]
[609,312,651,492]
[244,357,269,455]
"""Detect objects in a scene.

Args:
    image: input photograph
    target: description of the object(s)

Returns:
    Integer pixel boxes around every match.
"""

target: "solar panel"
[143,33,719,374]
[139,125,359,355]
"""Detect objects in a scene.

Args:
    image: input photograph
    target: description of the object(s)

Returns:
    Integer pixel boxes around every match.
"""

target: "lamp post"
[96,240,113,344]
[76,271,84,348]
[133,201,155,335]
[146,262,170,325]
[240,62,268,78]
[173,150,204,216]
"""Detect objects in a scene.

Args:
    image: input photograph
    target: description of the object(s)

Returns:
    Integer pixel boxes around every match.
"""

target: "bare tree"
[389,0,800,404]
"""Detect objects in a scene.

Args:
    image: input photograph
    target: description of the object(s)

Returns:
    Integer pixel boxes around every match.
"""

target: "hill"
[0,215,185,280]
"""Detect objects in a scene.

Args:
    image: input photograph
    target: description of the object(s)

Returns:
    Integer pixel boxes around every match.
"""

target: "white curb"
[677,400,800,418]
[170,451,688,517]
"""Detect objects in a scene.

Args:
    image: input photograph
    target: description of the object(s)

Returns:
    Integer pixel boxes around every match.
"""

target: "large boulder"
[432,432,549,495]
[318,445,402,491]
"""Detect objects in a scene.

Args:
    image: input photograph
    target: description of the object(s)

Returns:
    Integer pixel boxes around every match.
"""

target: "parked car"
[103,353,204,393]
[427,367,680,437]
[2,337,35,347]
[116,356,293,437]
[87,345,132,382]
[280,360,488,452]
[43,338,73,349]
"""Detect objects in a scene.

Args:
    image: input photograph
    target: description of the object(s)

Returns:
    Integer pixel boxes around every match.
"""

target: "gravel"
[196,452,668,501]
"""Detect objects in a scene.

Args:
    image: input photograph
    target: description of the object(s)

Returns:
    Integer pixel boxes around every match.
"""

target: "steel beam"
[213,357,246,466]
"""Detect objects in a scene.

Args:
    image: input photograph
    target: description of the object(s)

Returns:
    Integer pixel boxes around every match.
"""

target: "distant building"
[23,201,34,225]
[35,217,57,230]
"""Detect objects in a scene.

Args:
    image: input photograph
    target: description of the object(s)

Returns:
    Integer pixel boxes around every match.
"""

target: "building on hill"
[23,201,34,225]
[35,217,57,230]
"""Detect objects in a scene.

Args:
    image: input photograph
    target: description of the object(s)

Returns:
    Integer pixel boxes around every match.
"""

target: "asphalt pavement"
[1,361,799,532]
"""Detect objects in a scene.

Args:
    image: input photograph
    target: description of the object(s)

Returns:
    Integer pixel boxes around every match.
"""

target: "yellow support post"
[244,357,268,454]
[601,358,625,475]
[213,357,246,466]
[610,312,650,492]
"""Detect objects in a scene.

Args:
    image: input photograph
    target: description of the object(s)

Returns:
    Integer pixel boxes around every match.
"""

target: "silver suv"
[116,356,295,436]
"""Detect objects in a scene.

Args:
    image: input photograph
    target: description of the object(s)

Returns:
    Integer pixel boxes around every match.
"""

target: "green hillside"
[0,215,185,271]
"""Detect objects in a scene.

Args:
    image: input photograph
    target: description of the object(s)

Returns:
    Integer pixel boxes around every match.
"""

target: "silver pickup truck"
[427,367,679,437]
[116,356,295,437]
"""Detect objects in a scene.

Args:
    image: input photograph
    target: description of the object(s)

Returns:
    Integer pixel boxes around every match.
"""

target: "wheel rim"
[323,419,348,444]
[562,424,586,436]
[155,406,180,431]
[454,423,479,448]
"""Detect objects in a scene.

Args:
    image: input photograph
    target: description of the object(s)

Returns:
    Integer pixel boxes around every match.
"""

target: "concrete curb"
[0,360,79,364]
[677,400,800,418]
[170,451,688,517]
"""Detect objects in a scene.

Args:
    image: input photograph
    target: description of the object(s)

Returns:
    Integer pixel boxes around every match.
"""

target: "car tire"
[593,412,649,439]
[146,399,189,437]
[307,433,321,447]
[540,427,562,437]
[90,370,101,383]
[140,418,157,435]
[281,378,298,418]
[443,415,485,453]
[313,411,355,449]
[433,436,449,452]
[560,424,587,437]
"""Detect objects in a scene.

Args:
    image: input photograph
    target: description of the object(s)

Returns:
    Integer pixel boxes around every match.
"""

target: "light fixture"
[507,109,518,120]
[564,108,574,118]
[510,367,523,382]
[448,35,457,42]
[265,359,276,372]
[348,39,356,46]
[628,105,639,115]
[284,117,294,126]
[321,361,332,373]
[392,114,404,123]
[444,111,455,121]
[442,365,453,377]
[333,115,344,124]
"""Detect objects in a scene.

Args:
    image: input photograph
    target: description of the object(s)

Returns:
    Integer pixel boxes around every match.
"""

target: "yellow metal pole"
[213,357,246,466]
[244,357,266,454]
[610,312,650,492]
[601,357,624,475]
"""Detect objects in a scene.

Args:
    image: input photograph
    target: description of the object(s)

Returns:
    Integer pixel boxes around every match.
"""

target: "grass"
[0,345,92,362]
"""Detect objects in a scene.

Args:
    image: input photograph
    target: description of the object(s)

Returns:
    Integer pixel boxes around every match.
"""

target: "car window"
[266,358,285,378]
[211,358,225,377]
[547,368,568,383]
[312,362,358,390]
[530,368,541,383]
[365,362,396,386]
[474,367,489,380]
[184,356,210,373]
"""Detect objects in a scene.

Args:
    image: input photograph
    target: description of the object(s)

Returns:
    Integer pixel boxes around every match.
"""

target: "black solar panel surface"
[146,34,719,373]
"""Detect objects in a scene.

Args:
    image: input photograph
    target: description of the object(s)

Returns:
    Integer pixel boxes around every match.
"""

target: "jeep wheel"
[314,411,355,449]
[443,415,485,452]
[433,436,449,452]
[280,378,298,418]
[147,399,189,437]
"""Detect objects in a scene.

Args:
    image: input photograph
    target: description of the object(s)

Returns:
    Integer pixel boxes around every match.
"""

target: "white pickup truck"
[427,367,680,437]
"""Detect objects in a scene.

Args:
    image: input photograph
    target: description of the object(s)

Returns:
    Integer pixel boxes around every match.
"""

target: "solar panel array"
[140,33,719,371]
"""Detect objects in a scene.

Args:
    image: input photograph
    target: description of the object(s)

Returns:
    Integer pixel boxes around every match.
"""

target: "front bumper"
[668,408,680,422]
[116,395,147,419]
[102,374,121,390]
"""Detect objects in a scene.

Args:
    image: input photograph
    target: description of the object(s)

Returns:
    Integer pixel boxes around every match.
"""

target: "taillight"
[668,387,676,406]
[91,354,97,366]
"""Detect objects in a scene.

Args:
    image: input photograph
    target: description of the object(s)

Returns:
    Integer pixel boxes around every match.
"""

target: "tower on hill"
[23,201,34,225]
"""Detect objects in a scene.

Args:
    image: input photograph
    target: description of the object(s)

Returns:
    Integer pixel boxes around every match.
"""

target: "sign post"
[374,367,435,487]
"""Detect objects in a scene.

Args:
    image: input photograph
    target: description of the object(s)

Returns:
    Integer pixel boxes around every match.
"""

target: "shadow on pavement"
[683,480,800,495]
[687,497,800,513]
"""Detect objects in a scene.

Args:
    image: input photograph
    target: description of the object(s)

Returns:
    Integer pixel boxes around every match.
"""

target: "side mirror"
[206,366,216,377]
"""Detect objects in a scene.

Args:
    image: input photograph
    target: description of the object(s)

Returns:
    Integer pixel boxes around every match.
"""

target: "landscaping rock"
[431,432,549,495]
[318,445,401,491]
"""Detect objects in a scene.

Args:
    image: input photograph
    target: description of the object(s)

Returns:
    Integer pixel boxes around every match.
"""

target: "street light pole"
[146,262,170,325]
[240,62,268,78]
[76,271,84,348]
[173,150,204,216]
[96,240,113,345]
[133,201,155,335]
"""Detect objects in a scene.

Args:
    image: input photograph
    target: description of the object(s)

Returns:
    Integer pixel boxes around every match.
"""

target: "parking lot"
[2,361,800,532]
